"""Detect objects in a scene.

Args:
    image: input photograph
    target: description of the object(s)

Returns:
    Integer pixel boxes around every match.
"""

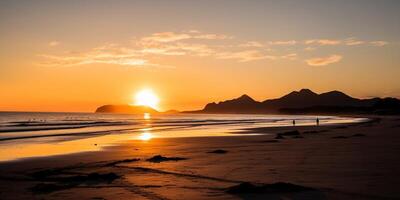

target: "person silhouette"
[316,118,320,126]
[292,120,296,126]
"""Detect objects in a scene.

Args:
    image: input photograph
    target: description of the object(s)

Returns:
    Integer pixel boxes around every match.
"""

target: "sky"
[1,0,400,112]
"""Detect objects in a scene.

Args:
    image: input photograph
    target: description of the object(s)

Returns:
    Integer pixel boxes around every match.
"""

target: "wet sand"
[1,116,400,199]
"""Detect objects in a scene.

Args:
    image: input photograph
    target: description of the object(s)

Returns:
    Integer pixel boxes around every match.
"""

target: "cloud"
[140,31,231,43]
[281,53,297,60]
[173,43,215,56]
[344,38,365,46]
[239,41,264,47]
[38,54,153,67]
[140,48,186,56]
[139,42,215,56]
[40,31,387,68]
[48,41,60,47]
[305,38,388,47]
[304,47,316,51]
[269,40,297,45]
[187,30,201,34]
[217,50,275,62]
[141,32,191,43]
[305,39,341,46]
[193,33,231,40]
[370,41,388,47]
[38,31,225,67]
[38,44,156,67]
[305,54,343,66]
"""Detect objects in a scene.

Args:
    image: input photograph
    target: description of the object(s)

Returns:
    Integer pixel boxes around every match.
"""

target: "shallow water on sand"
[0,112,367,161]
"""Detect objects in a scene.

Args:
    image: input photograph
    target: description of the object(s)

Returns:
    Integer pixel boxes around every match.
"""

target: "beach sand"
[1,116,400,200]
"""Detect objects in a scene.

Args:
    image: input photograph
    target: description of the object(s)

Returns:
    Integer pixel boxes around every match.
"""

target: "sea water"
[0,112,367,161]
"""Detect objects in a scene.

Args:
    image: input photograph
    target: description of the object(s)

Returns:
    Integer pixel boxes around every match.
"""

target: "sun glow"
[134,89,159,109]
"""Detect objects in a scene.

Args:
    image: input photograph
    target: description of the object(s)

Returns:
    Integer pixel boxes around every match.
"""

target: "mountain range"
[186,89,400,115]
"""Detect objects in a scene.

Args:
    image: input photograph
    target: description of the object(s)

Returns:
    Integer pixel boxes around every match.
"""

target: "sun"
[134,89,159,109]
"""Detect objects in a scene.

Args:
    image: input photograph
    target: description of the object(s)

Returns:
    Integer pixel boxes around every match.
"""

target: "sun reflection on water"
[143,113,151,120]
[139,131,153,141]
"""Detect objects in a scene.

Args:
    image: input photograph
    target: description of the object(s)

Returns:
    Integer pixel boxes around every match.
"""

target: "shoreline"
[0,115,367,163]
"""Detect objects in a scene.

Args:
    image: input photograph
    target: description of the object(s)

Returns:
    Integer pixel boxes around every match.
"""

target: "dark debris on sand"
[31,172,120,194]
[332,134,366,139]
[146,155,187,163]
[31,183,73,194]
[207,149,228,154]
[58,172,120,184]
[226,182,314,194]
[30,168,66,180]
[104,158,140,167]
[303,130,328,134]
[275,130,302,139]
[275,134,285,139]
[331,136,348,139]
[259,139,280,143]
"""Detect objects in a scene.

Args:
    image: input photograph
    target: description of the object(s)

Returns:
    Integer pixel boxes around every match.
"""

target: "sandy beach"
[0,115,399,200]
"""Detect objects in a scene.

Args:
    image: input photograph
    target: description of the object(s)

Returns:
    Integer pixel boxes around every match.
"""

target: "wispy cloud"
[269,40,297,45]
[239,41,264,47]
[141,32,191,43]
[304,47,316,51]
[305,38,388,47]
[305,39,341,46]
[217,50,275,62]
[140,31,231,43]
[281,53,298,60]
[38,53,154,67]
[344,38,365,46]
[139,42,215,57]
[39,31,388,68]
[39,43,156,67]
[48,41,60,47]
[39,31,268,67]
[370,41,388,47]
[305,54,343,66]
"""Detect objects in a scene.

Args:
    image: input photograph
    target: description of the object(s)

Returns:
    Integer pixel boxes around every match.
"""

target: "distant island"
[95,105,159,114]
[96,89,400,115]
[95,104,180,115]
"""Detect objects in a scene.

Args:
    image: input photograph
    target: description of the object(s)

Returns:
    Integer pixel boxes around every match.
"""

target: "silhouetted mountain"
[95,105,158,114]
[263,89,375,111]
[186,89,400,115]
[163,109,181,114]
[202,94,262,114]
[372,98,400,114]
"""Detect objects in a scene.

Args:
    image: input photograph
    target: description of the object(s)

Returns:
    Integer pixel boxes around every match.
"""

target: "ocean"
[0,112,366,161]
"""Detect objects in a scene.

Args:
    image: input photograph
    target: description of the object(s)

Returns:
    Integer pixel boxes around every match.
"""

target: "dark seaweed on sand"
[31,172,120,194]
[226,182,314,194]
[146,155,187,163]
[104,158,140,167]
[259,140,279,143]
[331,136,348,139]
[275,130,302,139]
[207,149,228,154]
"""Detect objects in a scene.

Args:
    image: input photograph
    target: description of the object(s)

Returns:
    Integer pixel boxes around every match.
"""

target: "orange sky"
[1,0,400,112]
